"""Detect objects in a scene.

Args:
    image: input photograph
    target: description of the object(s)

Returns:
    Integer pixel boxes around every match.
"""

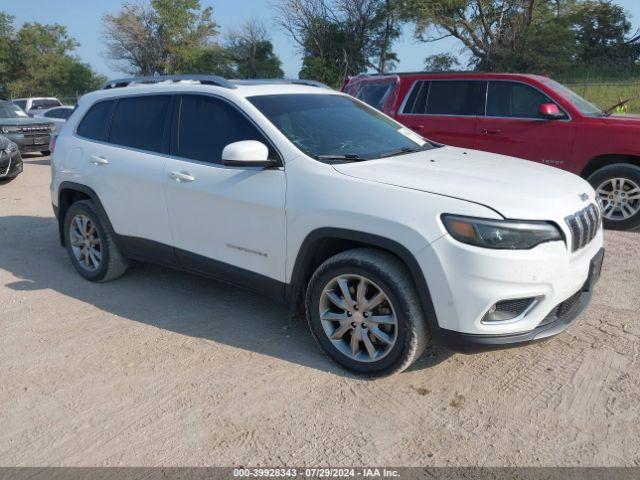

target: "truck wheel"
[305,248,430,376]
[63,200,129,282]
[588,163,640,230]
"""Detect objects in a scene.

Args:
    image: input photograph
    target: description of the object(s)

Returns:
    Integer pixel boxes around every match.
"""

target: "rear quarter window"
[76,100,116,142]
[356,83,394,110]
[57,108,74,120]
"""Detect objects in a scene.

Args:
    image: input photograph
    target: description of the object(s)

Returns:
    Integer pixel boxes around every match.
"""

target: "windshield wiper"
[603,95,639,116]
[316,153,366,162]
[377,147,424,158]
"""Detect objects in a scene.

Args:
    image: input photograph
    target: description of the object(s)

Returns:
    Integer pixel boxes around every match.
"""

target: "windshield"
[248,94,433,161]
[0,103,28,118]
[542,79,604,117]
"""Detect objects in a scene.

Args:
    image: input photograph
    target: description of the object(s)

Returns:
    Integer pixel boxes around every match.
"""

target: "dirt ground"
[0,155,639,467]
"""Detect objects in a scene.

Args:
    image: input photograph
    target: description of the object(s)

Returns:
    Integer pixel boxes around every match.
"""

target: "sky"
[3,0,640,79]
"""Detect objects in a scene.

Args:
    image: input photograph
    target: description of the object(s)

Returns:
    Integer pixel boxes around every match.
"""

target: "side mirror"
[539,103,564,120]
[222,140,278,168]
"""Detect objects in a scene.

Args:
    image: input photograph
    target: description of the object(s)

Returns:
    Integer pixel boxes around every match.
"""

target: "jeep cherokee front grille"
[564,204,600,252]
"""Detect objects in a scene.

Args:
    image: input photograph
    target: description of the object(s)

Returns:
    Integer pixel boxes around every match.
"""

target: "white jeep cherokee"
[50,75,604,376]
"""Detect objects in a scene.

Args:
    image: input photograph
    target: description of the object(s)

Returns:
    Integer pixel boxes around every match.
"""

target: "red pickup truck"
[343,72,640,230]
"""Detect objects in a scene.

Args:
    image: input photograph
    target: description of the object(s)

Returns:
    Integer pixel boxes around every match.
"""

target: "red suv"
[343,72,640,230]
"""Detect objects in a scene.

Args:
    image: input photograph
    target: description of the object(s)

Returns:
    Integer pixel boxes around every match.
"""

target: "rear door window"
[425,81,486,116]
[486,81,558,119]
[176,94,275,164]
[109,95,171,153]
[76,100,115,142]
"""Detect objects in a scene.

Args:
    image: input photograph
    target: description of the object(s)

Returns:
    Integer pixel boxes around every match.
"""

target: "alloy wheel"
[69,214,102,271]
[596,177,640,221]
[318,274,398,363]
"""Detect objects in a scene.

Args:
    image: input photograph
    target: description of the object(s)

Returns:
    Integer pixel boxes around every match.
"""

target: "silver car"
[0,135,23,182]
[33,106,75,134]
[12,97,63,116]
[0,101,54,155]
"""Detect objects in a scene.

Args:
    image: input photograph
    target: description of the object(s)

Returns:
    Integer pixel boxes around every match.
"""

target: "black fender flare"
[287,228,441,334]
[56,182,116,247]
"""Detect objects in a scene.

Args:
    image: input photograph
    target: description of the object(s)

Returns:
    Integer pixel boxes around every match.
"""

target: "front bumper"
[435,272,595,352]
[4,133,51,153]
[0,152,23,179]
[417,228,604,350]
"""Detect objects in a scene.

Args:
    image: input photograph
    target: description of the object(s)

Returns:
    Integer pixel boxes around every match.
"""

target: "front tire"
[305,248,430,376]
[588,163,640,230]
[63,200,129,282]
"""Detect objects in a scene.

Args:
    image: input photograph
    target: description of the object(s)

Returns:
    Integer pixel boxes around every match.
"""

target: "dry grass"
[564,80,640,113]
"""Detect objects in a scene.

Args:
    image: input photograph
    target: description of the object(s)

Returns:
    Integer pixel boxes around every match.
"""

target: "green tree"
[0,12,17,98]
[400,0,639,76]
[274,0,402,87]
[226,20,284,78]
[0,13,104,99]
[424,52,460,71]
[570,0,640,70]
[493,2,577,73]
[102,0,231,75]
[368,0,401,73]
[399,0,554,70]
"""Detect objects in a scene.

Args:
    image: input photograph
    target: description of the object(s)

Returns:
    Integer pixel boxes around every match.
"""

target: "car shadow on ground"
[21,153,50,166]
[0,215,452,377]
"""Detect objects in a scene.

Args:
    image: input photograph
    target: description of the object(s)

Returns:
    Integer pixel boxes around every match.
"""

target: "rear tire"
[588,163,640,230]
[63,200,129,282]
[305,248,430,377]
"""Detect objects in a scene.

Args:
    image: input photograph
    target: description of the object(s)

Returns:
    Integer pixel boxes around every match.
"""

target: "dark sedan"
[0,101,54,155]
[0,135,23,181]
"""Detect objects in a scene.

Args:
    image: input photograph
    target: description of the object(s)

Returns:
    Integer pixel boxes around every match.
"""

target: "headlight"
[441,214,563,250]
[0,126,20,134]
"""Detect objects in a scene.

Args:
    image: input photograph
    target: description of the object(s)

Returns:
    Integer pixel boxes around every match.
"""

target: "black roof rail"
[230,78,332,89]
[101,74,236,90]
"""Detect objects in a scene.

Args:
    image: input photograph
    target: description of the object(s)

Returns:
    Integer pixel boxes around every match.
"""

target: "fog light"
[482,297,540,323]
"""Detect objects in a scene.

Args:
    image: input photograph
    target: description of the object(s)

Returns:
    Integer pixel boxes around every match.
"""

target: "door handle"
[169,171,195,183]
[480,128,502,135]
[90,155,109,165]
[410,125,424,131]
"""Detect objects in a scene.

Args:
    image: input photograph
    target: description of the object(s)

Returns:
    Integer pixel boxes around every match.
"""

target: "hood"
[0,116,54,126]
[332,146,595,220]
[599,113,640,126]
